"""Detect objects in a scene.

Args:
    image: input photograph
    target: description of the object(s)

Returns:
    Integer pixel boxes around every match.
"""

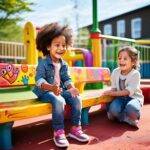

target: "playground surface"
[12,104,150,150]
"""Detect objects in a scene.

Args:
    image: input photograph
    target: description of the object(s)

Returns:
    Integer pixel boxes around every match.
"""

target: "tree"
[0,22,22,41]
[0,0,33,25]
[0,0,33,41]
[74,27,90,48]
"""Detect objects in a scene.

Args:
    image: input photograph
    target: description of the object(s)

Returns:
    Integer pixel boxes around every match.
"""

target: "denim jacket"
[33,55,72,97]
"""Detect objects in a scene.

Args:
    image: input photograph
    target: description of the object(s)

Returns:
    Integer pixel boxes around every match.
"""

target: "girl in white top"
[102,46,144,128]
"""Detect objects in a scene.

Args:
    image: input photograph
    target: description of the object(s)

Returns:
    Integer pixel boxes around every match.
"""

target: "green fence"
[101,35,150,79]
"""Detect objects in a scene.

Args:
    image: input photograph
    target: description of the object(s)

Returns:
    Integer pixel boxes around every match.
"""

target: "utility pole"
[72,0,79,32]
[71,0,80,47]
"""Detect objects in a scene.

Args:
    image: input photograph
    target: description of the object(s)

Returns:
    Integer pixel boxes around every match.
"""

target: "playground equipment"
[96,34,150,78]
[90,0,150,79]
[0,1,149,149]
[0,9,113,148]
[23,22,38,64]
[23,21,93,67]
[0,41,25,63]
[135,39,150,45]
[63,48,93,66]
[0,63,112,149]
[22,0,106,71]
[101,34,136,72]
[90,0,102,67]
[134,40,150,78]
[0,20,149,78]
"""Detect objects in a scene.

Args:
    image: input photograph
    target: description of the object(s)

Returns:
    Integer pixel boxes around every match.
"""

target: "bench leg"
[81,107,90,125]
[0,122,14,150]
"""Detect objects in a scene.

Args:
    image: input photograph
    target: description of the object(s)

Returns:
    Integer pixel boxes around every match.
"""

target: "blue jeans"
[39,90,82,131]
[107,96,142,122]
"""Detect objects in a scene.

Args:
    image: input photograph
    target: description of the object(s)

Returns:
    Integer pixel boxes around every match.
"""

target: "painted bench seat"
[0,63,112,149]
[0,89,112,123]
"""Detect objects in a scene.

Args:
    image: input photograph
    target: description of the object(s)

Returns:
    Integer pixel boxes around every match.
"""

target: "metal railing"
[0,37,149,78]
[74,34,150,78]
[100,36,150,78]
[0,41,26,63]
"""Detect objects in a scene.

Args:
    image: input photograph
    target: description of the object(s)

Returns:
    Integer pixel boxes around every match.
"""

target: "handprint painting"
[0,64,36,87]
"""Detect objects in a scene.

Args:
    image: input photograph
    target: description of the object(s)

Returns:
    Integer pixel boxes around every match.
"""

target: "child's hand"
[51,83,62,96]
[68,87,79,97]
[102,90,112,96]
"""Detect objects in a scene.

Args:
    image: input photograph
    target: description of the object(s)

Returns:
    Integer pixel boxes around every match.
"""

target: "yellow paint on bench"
[0,101,52,123]
[0,89,113,123]
[0,63,112,124]
[81,89,113,107]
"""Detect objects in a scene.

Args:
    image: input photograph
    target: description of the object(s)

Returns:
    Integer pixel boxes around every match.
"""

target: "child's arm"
[102,89,130,97]
[102,69,118,96]
[109,71,141,97]
[103,71,141,97]
[35,60,61,95]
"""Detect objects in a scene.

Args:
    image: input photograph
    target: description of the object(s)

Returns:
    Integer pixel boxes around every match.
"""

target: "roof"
[99,0,150,21]
[79,0,150,28]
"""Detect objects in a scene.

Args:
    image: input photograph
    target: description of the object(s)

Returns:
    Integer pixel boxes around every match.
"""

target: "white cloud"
[23,4,74,26]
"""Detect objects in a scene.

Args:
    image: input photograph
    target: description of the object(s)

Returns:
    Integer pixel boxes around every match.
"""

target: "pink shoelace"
[54,129,65,138]
[71,126,83,135]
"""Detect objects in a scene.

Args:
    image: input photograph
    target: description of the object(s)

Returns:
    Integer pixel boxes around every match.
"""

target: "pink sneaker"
[68,126,89,142]
[53,129,69,147]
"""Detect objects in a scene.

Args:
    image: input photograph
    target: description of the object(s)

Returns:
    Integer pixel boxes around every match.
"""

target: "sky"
[22,0,150,31]
[22,0,92,31]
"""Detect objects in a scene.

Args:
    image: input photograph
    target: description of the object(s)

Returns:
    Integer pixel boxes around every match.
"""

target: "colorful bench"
[0,63,112,149]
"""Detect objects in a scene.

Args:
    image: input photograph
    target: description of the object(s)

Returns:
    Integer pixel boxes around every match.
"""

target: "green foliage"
[0,0,33,24]
[78,27,89,37]
[0,0,33,41]
[0,22,23,42]
[75,27,90,48]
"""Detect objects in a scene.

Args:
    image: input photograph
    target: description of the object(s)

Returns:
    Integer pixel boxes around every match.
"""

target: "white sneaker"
[124,117,139,128]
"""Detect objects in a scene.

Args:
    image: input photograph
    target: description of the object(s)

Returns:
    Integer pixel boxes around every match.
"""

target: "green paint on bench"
[0,63,112,150]
[0,90,37,102]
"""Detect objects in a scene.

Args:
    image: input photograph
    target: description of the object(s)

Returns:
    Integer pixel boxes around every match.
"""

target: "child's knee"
[125,104,140,120]
[53,96,66,110]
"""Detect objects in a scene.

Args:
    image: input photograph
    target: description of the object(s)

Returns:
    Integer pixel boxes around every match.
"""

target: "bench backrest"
[0,63,110,92]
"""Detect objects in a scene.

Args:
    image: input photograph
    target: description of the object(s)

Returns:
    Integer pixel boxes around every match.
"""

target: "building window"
[131,18,141,39]
[117,20,125,37]
[103,24,112,35]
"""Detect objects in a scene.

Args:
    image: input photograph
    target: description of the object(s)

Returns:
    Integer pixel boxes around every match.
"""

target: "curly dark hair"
[36,22,73,56]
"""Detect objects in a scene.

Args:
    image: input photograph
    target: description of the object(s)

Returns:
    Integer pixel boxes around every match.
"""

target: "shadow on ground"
[13,105,150,150]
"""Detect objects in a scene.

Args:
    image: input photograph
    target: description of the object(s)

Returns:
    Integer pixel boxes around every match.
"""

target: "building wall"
[87,5,150,39]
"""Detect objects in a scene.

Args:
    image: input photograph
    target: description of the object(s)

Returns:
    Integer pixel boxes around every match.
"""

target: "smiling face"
[118,51,134,75]
[47,35,67,62]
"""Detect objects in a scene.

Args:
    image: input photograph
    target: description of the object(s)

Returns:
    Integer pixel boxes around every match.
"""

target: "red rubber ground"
[13,104,150,150]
